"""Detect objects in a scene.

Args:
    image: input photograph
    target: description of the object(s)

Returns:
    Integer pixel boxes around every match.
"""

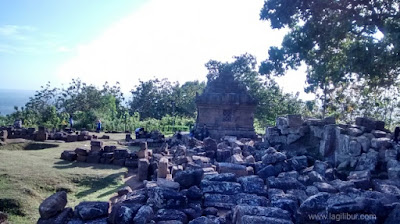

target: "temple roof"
[196,71,257,105]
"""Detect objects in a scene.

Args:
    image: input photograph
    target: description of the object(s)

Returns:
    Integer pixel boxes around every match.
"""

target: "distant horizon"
[0,0,315,101]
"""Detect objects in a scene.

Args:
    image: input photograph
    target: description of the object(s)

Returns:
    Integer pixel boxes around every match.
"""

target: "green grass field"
[0,134,131,223]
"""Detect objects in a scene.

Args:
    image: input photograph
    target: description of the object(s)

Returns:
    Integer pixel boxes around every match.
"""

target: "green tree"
[205,53,306,126]
[129,79,205,119]
[259,0,400,117]
[129,78,174,119]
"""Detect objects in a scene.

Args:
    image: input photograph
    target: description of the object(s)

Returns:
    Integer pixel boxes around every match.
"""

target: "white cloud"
[57,46,72,53]
[56,0,314,100]
[0,25,36,40]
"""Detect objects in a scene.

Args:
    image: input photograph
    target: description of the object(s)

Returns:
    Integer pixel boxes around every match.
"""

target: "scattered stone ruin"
[0,125,105,144]
[42,115,400,223]
[195,71,257,139]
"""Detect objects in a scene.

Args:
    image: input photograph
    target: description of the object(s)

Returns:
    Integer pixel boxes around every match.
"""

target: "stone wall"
[265,115,397,179]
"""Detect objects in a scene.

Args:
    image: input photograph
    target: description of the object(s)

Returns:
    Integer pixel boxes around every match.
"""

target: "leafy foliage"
[128,79,205,119]
[259,0,400,118]
[205,53,309,126]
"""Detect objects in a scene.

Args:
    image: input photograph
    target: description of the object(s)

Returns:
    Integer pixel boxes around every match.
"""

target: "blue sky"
[0,0,313,100]
[0,0,146,89]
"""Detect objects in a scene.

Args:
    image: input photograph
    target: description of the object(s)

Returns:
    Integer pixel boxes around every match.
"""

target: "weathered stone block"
[356,135,370,152]
[236,193,269,206]
[133,205,153,224]
[200,180,242,195]
[74,201,109,220]
[349,140,362,156]
[154,209,187,223]
[217,162,248,177]
[173,168,204,188]
[74,148,89,156]
[138,159,150,181]
[61,150,77,161]
[262,149,286,165]
[287,133,301,144]
[204,137,217,151]
[216,149,231,162]
[203,193,236,209]
[372,130,387,138]
[267,177,305,190]
[348,170,371,189]
[232,205,291,224]
[39,191,68,219]
[347,127,363,137]
[371,137,392,149]
[103,145,116,152]
[258,164,280,179]
[158,157,169,178]
[90,140,103,147]
[388,166,400,180]
[76,155,87,162]
[139,141,147,150]
[114,149,129,159]
[287,114,303,127]
[289,155,307,171]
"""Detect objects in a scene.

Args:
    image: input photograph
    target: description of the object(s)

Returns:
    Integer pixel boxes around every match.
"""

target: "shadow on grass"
[74,172,124,199]
[24,143,59,150]
[0,198,25,216]
[53,160,124,170]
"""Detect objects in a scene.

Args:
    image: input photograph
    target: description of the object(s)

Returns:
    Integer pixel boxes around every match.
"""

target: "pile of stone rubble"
[42,115,400,223]
[0,126,97,143]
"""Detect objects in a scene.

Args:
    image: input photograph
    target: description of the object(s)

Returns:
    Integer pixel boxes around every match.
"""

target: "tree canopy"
[128,79,206,120]
[205,53,310,126]
[259,0,400,91]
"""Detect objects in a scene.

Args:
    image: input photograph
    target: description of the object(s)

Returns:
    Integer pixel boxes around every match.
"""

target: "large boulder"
[108,203,141,224]
[261,147,287,165]
[384,204,400,224]
[288,156,308,171]
[356,135,371,152]
[133,205,153,224]
[203,137,217,152]
[371,137,392,149]
[74,201,109,220]
[37,207,73,224]
[355,149,378,171]
[61,150,77,161]
[327,194,365,213]
[39,191,68,219]
[147,187,187,209]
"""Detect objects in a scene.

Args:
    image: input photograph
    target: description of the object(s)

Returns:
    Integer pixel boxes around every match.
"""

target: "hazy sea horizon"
[0,89,36,115]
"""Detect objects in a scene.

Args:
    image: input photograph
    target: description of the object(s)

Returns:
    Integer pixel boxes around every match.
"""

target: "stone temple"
[195,70,257,139]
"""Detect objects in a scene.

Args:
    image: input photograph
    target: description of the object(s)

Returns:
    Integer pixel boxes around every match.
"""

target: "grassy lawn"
[0,133,130,223]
